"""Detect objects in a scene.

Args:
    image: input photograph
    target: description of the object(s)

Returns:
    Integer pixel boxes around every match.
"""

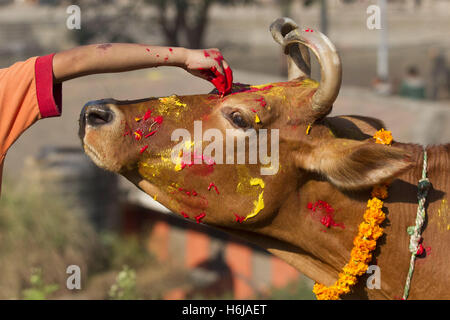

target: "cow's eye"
[230,111,249,128]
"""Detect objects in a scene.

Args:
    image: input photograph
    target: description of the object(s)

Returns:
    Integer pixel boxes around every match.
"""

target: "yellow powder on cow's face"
[250,177,265,189]
[244,191,264,221]
[236,166,255,195]
[157,95,187,118]
[244,177,265,221]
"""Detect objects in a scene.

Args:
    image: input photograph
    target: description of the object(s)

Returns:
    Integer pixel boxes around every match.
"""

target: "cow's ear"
[294,138,413,190]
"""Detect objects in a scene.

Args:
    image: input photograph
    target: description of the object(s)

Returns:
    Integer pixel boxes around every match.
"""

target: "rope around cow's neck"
[402,148,431,300]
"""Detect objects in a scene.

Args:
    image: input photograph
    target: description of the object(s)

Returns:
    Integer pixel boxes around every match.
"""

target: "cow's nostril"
[86,106,114,127]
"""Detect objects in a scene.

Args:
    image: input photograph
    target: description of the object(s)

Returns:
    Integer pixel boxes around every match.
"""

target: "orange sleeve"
[0,54,62,194]
[0,54,62,161]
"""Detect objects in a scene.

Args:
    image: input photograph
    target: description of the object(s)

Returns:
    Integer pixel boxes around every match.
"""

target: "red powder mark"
[307,200,345,230]
[204,50,210,58]
[164,56,169,61]
[210,66,227,96]
[134,129,143,140]
[208,182,220,194]
[416,243,425,256]
[146,48,150,52]
[255,97,267,107]
[305,28,313,32]
[224,66,233,94]
[178,187,199,197]
[156,54,160,57]
[154,116,163,124]
[251,108,257,113]
[143,109,152,120]
[123,131,130,136]
[234,213,245,224]
[416,240,431,258]
[144,131,157,138]
[195,212,206,224]
[182,153,215,176]
[169,48,173,53]
[140,145,149,153]
[181,211,189,219]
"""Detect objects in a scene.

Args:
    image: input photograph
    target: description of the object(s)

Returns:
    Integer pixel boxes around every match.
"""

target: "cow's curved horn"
[270,17,342,115]
[270,17,311,79]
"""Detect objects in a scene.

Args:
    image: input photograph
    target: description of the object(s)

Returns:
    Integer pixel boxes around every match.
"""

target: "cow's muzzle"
[79,101,115,140]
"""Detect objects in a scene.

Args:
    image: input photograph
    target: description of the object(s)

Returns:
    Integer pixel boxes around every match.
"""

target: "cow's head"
[79,18,411,232]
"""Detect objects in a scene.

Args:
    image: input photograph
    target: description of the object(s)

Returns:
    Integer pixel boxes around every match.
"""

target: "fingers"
[189,48,233,96]
[209,53,233,96]
[222,59,233,95]
[210,66,227,97]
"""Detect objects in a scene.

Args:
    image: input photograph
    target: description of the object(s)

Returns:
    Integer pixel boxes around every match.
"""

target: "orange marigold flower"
[371,184,388,199]
[313,284,341,300]
[367,197,384,210]
[363,208,386,224]
[349,260,369,276]
[313,174,388,300]
[371,225,384,240]
[351,246,372,262]
[337,273,357,287]
[373,128,393,145]
[353,237,377,251]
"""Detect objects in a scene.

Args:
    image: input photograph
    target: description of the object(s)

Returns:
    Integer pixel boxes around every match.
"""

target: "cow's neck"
[223,143,428,299]
[261,176,371,287]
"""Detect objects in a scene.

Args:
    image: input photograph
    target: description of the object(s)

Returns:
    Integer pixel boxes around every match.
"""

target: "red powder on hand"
[204,50,210,58]
[169,48,173,53]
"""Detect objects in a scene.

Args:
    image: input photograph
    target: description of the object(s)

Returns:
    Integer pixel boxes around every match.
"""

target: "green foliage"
[263,277,316,300]
[0,180,102,299]
[22,269,59,300]
[100,232,155,270]
[108,266,138,300]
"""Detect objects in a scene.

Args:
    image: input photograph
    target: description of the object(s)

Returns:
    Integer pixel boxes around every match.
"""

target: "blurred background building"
[0,0,449,299]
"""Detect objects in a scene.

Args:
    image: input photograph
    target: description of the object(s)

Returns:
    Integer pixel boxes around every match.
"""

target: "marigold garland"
[312,129,392,300]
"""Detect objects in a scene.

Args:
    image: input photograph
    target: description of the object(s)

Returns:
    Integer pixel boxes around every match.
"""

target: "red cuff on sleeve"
[35,53,62,118]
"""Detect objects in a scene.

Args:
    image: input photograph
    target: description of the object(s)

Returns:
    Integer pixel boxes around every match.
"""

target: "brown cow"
[78,18,450,299]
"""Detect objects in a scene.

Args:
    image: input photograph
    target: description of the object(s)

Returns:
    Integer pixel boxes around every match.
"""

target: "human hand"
[184,48,233,96]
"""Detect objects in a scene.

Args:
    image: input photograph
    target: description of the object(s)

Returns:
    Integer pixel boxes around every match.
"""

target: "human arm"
[52,44,233,95]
